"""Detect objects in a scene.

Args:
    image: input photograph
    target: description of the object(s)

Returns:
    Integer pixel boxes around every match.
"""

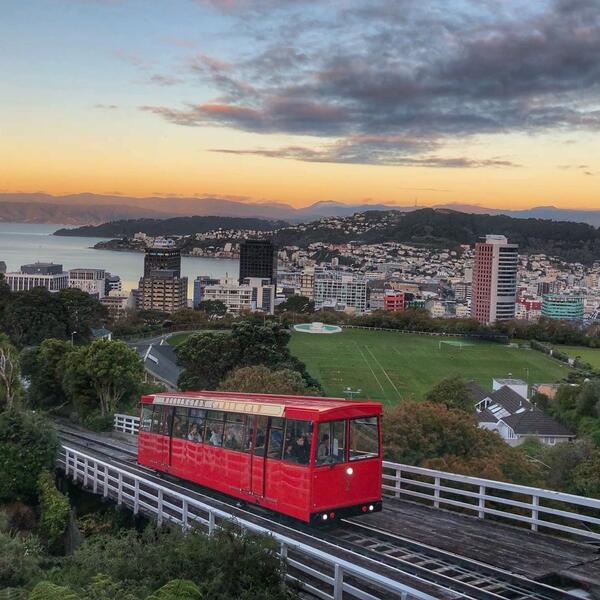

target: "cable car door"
[250,416,268,498]
[159,406,173,469]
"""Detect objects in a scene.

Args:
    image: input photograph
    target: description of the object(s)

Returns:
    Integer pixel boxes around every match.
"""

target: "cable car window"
[205,411,225,447]
[267,417,284,459]
[140,405,153,432]
[156,406,172,436]
[283,420,313,465]
[316,420,346,465]
[172,408,189,439]
[349,417,379,461]
[187,409,205,443]
[223,413,245,451]
[150,406,163,434]
[252,416,268,456]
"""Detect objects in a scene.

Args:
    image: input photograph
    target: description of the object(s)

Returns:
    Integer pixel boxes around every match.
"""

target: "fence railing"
[113,416,600,543]
[114,413,140,435]
[59,445,435,600]
[383,462,600,543]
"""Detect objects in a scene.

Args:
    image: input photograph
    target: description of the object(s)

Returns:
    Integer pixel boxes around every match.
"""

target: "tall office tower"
[144,246,181,278]
[139,244,187,313]
[470,235,518,324]
[238,239,277,284]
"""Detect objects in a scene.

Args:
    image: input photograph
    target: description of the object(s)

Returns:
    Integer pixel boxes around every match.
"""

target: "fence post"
[134,479,140,515]
[208,510,215,535]
[395,466,402,499]
[117,473,123,505]
[103,465,109,497]
[182,499,188,528]
[157,489,163,525]
[93,462,98,494]
[433,476,441,508]
[531,495,539,532]
[334,564,343,600]
[478,485,486,519]
[83,457,89,488]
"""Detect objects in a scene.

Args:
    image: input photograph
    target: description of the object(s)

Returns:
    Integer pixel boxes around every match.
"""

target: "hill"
[54,215,288,237]
[272,209,600,264]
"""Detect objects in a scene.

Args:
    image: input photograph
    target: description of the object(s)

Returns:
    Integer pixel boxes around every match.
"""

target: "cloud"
[94,104,119,110]
[141,0,600,166]
[148,74,184,86]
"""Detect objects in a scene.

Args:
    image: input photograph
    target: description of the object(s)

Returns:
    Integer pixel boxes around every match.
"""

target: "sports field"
[553,345,600,369]
[289,329,569,405]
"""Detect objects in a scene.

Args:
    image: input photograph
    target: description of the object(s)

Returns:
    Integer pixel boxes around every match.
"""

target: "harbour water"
[0,223,239,294]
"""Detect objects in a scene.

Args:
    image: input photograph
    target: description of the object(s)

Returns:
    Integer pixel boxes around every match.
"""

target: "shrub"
[146,579,203,600]
[28,582,78,600]
[0,531,43,588]
[0,410,59,503]
[83,411,114,432]
[37,472,69,551]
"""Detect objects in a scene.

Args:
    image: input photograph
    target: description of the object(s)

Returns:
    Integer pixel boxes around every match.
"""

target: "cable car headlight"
[368,504,374,511]
[322,514,328,521]
[346,467,354,475]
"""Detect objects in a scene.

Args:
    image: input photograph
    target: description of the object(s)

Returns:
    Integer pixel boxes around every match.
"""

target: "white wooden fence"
[383,462,600,542]
[113,414,600,543]
[59,445,436,600]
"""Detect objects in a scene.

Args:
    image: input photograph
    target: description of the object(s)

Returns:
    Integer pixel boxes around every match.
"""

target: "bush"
[83,411,114,432]
[0,531,43,588]
[146,579,203,600]
[37,472,69,551]
[28,582,78,600]
[0,410,59,503]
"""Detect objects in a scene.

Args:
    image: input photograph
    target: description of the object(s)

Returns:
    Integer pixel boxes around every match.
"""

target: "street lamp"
[71,331,77,346]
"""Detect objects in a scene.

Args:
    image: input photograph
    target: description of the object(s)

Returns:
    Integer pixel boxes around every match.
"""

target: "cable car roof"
[142,391,382,418]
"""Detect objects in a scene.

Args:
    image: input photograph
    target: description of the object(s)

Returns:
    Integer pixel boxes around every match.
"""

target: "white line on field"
[352,341,386,397]
[365,345,401,398]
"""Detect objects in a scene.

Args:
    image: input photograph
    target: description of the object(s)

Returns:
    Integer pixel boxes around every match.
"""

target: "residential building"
[542,293,584,322]
[138,271,188,313]
[201,276,275,314]
[68,268,106,298]
[300,267,315,300]
[468,381,574,446]
[135,342,182,390]
[471,235,518,324]
[313,270,368,313]
[239,239,277,284]
[383,290,405,312]
[105,274,122,294]
[193,275,220,308]
[5,262,68,292]
[100,291,137,317]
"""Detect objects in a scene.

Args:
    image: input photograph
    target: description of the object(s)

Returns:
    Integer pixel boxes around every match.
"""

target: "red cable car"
[138,391,383,524]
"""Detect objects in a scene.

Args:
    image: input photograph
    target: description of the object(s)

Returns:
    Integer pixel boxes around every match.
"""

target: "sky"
[1,0,600,210]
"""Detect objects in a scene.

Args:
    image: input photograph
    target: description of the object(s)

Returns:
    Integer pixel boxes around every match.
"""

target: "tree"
[218,366,315,395]
[276,296,315,314]
[425,376,475,412]
[0,530,43,589]
[21,339,73,409]
[57,287,108,341]
[196,299,228,319]
[0,335,22,410]
[28,582,78,600]
[2,288,68,347]
[64,339,144,416]
[382,402,539,484]
[0,410,59,503]
[176,333,240,390]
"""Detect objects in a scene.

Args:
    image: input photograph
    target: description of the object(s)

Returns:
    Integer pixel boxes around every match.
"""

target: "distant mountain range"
[1,192,599,227]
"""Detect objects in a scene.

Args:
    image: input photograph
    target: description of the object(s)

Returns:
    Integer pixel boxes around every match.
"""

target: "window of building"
[349,417,379,461]
[316,420,346,465]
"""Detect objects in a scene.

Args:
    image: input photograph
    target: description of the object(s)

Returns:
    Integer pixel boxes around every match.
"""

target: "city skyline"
[1,1,600,210]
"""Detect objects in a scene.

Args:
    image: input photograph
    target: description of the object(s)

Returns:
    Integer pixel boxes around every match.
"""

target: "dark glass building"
[144,246,181,278]
[238,239,277,284]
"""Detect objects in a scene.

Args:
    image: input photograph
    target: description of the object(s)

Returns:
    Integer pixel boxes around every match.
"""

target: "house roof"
[467,381,490,404]
[488,386,531,414]
[502,408,574,437]
[136,343,182,389]
[475,407,498,424]
[91,327,112,338]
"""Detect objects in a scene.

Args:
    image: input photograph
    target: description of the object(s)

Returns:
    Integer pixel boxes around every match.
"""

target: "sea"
[0,223,239,294]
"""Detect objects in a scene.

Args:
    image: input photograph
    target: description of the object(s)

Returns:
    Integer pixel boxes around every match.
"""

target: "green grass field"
[289,329,569,405]
[553,345,600,368]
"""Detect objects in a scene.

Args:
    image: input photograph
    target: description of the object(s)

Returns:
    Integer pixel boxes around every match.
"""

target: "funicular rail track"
[56,424,580,600]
